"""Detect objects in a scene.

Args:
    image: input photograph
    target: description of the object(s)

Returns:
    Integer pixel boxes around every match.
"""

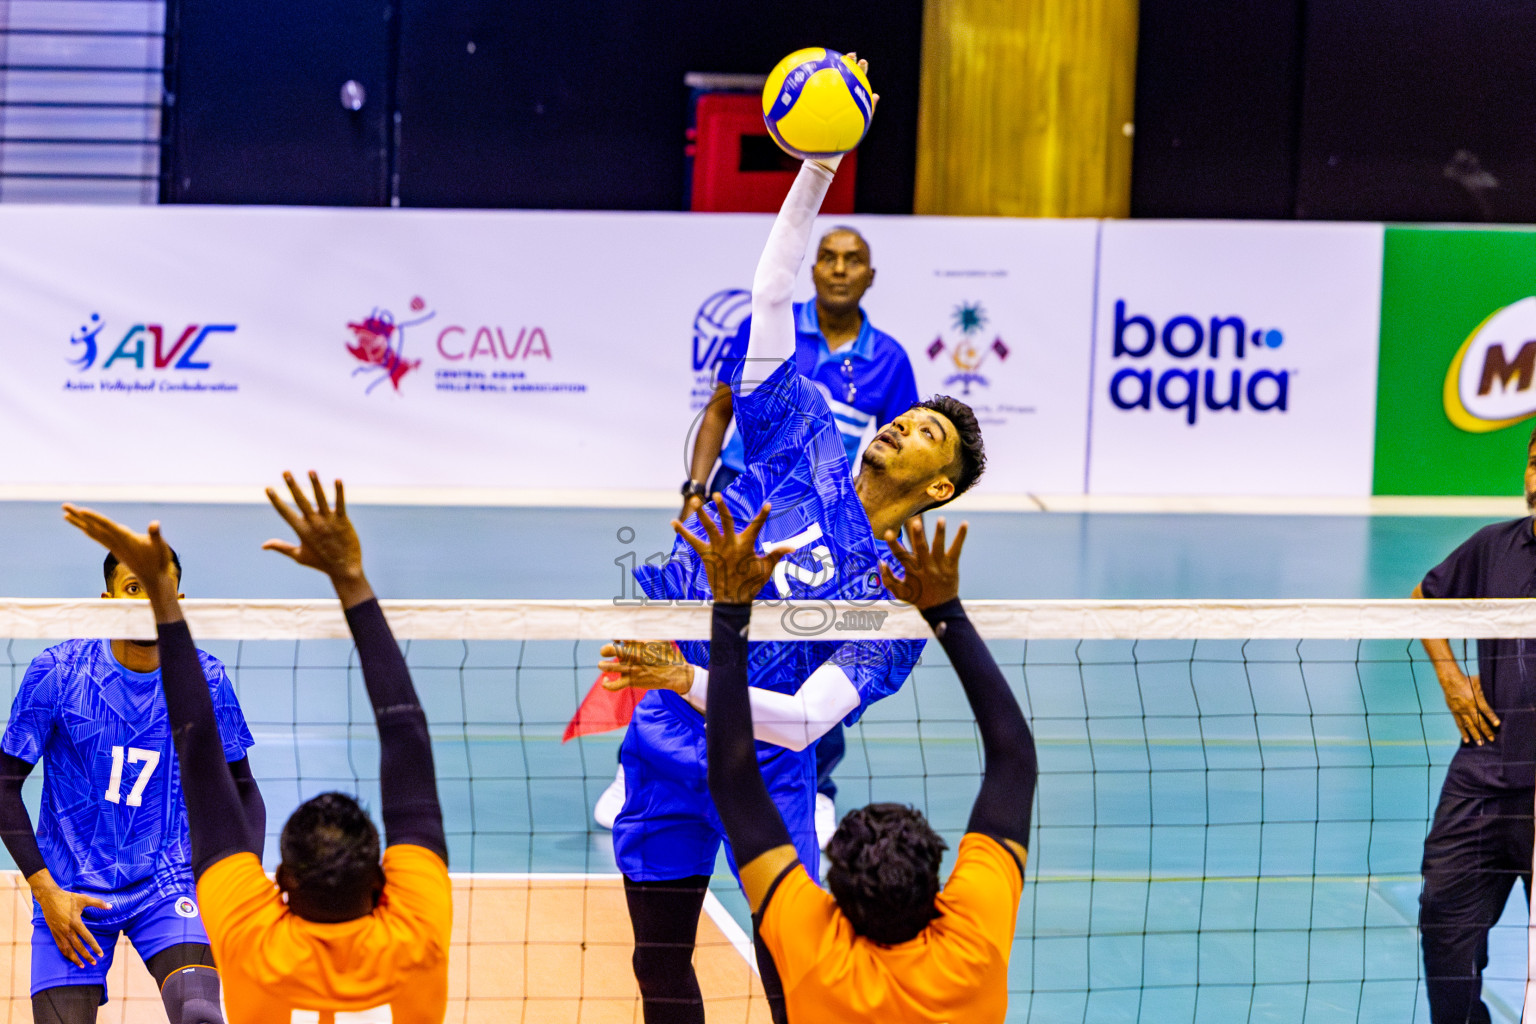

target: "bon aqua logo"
[1442,296,1536,432]
[1106,300,1290,425]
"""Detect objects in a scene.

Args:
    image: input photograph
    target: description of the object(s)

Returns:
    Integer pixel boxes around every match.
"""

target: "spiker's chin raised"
[1526,489,1536,512]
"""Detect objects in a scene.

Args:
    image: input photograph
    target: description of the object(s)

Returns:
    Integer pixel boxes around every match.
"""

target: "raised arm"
[264,472,447,861]
[673,499,800,910]
[882,518,1036,865]
[740,160,835,390]
[61,506,254,879]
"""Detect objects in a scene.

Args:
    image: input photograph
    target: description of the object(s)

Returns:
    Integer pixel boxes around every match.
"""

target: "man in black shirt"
[1415,428,1536,1023]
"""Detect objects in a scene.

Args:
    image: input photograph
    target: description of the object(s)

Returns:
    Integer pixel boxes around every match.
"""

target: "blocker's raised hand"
[671,497,791,605]
[62,504,179,601]
[263,471,373,607]
[263,472,361,577]
[880,516,967,611]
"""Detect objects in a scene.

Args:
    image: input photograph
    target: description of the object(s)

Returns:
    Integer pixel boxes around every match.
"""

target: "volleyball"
[761,47,874,160]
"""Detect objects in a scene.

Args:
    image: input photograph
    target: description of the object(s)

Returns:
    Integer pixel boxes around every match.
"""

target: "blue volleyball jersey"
[715,303,920,474]
[2,639,254,927]
[637,356,924,723]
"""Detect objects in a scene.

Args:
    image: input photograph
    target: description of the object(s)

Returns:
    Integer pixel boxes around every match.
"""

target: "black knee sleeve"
[160,965,223,1024]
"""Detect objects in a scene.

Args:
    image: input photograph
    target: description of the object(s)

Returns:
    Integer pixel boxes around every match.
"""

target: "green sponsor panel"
[1375,226,1536,494]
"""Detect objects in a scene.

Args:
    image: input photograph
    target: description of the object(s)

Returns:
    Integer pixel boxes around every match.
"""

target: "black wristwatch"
[681,480,708,500]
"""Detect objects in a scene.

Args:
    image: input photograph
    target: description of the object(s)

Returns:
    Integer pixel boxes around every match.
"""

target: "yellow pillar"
[915,0,1138,217]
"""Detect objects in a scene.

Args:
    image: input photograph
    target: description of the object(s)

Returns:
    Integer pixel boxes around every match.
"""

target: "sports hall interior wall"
[1131,0,1536,221]
[160,0,922,211]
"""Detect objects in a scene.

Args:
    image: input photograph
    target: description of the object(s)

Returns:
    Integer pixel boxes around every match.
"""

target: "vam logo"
[1443,296,1536,432]
[689,289,752,413]
[69,313,233,371]
[1107,299,1290,426]
[692,289,752,373]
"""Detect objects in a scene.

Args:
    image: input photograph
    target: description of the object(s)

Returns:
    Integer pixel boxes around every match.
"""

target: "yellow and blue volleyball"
[761,48,874,160]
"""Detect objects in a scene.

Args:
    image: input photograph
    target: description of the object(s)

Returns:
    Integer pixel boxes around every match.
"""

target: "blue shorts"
[613,692,819,882]
[32,890,209,999]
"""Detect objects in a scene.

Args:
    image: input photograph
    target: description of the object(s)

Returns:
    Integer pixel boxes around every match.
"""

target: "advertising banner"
[832,216,1099,496]
[1375,226,1536,495]
[1088,221,1385,496]
[0,206,1095,498]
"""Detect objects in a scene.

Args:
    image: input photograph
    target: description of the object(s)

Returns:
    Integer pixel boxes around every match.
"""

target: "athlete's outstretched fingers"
[741,501,773,546]
[712,495,738,537]
[334,479,346,517]
[264,487,303,533]
[930,517,947,559]
[945,521,969,561]
[260,538,303,562]
[906,515,929,559]
[283,471,314,517]
[671,519,709,557]
[309,470,330,516]
[882,527,917,569]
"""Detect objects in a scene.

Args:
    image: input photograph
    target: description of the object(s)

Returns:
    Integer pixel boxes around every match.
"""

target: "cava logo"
[1444,297,1536,432]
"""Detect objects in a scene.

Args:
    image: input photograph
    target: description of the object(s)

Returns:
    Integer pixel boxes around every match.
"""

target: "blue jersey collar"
[797,302,875,370]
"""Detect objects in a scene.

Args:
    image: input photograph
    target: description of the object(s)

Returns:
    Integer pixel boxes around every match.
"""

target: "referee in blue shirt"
[1415,426,1536,1024]
[679,226,918,850]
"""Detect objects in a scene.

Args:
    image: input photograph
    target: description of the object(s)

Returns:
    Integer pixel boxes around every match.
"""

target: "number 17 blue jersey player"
[602,61,989,1024]
[0,551,263,1024]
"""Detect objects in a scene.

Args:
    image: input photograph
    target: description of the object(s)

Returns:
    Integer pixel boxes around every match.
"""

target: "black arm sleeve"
[157,620,258,878]
[922,599,1037,850]
[0,753,44,879]
[705,602,794,868]
[343,598,447,862]
[227,757,266,855]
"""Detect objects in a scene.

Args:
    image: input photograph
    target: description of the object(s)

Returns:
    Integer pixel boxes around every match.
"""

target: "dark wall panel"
[1296,0,1536,222]
[163,0,392,205]
[393,0,922,211]
[1130,0,1304,219]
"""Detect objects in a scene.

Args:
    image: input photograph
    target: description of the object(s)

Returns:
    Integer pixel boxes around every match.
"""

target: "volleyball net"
[2,596,1534,1023]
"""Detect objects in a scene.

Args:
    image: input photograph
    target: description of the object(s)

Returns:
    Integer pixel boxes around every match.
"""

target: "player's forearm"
[689,387,734,485]
[156,620,255,876]
[743,162,834,386]
[684,662,858,751]
[922,599,1037,847]
[228,757,266,854]
[706,603,794,866]
[343,598,447,860]
[1419,637,1466,684]
[0,753,45,879]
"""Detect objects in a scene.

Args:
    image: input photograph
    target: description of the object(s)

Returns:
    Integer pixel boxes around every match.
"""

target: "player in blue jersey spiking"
[598,57,989,1024]
[0,550,264,1024]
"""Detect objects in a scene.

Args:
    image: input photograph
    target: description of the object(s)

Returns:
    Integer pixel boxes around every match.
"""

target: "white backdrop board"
[0,206,1097,499]
[1087,221,1385,496]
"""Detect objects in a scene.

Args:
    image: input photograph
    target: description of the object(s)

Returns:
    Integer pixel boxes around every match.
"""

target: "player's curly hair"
[825,802,948,945]
[280,792,380,906]
[915,396,986,508]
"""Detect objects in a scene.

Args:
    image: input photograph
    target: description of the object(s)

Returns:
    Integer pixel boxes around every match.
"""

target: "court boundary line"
[702,889,759,975]
[0,484,1522,517]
